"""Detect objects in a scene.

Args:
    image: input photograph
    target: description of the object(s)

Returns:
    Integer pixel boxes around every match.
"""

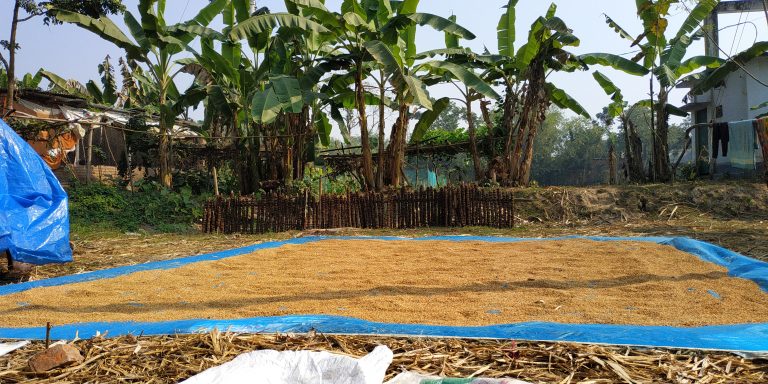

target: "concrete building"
[680,0,766,178]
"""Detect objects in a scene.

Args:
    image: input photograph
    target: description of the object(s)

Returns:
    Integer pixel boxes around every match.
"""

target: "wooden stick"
[45,322,51,348]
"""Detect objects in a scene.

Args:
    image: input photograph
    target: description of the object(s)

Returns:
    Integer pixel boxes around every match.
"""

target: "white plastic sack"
[0,341,29,357]
[181,345,393,384]
[387,372,532,384]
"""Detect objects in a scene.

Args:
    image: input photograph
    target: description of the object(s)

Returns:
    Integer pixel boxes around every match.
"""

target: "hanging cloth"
[728,120,755,169]
[712,122,729,158]
[427,169,437,187]
[755,118,768,183]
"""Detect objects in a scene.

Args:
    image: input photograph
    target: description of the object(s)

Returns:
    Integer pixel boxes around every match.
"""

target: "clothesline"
[673,118,767,177]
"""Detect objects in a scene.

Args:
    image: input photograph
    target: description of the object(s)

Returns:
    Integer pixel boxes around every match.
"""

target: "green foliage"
[285,166,361,196]
[0,68,43,90]
[579,53,649,76]
[39,69,89,96]
[420,127,470,145]
[497,0,519,57]
[592,71,624,118]
[531,111,608,185]
[692,41,768,95]
[14,0,125,26]
[431,101,480,133]
[676,162,698,182]
[546,83,589,118]
[411,97,451,143]
[68,182,207,233]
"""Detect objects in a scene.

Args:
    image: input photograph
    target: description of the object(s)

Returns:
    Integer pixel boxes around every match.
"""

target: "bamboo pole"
[212,167,220,196]
[85,126,94,184]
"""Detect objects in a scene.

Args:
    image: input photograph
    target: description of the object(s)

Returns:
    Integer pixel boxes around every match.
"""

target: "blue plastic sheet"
[0,118,71,265]
[3,316,767,353]
[1,236,767,352]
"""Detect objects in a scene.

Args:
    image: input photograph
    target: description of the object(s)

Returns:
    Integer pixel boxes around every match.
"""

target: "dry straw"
[1,331,766,383]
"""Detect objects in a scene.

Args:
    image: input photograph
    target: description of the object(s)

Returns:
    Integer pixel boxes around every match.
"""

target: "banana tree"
[178,1,268,192]
[461,1,648,186]
[592,71,646,183]
[603,0,723,182]
[2,1,124,112]
[39,57,124,107]
[288,0,477,189]
[0,68,42,90]
[117,57,153,109]
[412,15,501,182]
[52,0,226,188]
[39,69,91,98]
[224,1,340,188]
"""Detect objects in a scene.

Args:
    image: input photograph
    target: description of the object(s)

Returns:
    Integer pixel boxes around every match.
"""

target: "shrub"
[68,182,208,232]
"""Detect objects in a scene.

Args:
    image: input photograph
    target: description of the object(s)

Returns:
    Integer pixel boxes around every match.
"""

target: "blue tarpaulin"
[0,236,767,352]
[0,118,72,265]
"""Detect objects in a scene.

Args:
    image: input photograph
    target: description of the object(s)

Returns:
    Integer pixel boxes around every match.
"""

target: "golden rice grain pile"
[1,331,765,383]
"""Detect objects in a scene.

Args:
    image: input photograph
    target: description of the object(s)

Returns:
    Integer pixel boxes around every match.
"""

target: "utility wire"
[762,0,768,28]
[728,11,745,56]
[179,0,192,22]
[717,10,747,108]
[680,1,768,89]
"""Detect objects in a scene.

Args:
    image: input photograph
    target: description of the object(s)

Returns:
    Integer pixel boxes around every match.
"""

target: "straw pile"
[1,331,765,383]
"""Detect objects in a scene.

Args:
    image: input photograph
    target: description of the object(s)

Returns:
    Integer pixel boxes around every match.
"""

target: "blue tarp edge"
[1,236,767,352]
[2,315,768,352]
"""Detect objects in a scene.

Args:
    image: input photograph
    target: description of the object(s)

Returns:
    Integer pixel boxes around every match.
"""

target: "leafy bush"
[286,166,361,196]
[68,182,208,232]
[676,163,698,181]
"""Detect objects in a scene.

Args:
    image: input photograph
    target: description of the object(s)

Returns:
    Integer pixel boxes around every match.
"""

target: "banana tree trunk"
[376,72,386,191]
[251,134,262,190]
[387,103,409,187]
[621,116,632,177]
[354,62,376,190]
[282,113,296,184]
[501,85,518,184]
[609,143,617,185]
[479,100,498,159]
[653,90,672,182]
[158,85,172,188]
[266,123,279,181]
[512,67,547,186]
[294,107,311,181]
[621,115,645,183]
[5,1,20,111]
[240,137,261,195]
[466,91,483,182]
[516,97,549,186]
[509,93,531,184]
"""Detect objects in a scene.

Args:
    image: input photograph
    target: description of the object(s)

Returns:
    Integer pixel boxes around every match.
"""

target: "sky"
[3,0,768,130]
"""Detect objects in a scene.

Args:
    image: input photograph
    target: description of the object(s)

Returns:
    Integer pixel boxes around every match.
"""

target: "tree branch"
[0,52,8,72]
[18,14,38,23]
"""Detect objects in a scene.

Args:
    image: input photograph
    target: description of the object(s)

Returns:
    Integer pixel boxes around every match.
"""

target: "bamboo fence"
[203,185,515,234]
